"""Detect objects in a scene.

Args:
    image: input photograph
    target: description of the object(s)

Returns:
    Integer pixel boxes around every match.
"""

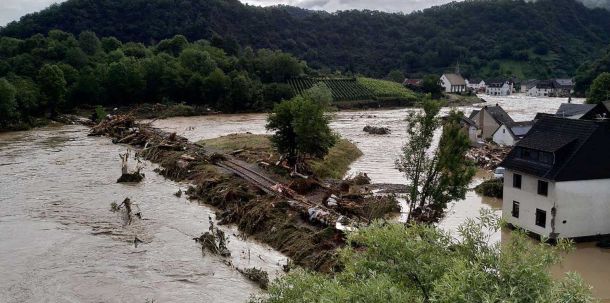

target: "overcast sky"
[0,0,461,26]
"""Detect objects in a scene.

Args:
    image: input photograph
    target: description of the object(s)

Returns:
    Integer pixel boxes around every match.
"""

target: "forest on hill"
[0,31,305,129]
[2,0,610,80]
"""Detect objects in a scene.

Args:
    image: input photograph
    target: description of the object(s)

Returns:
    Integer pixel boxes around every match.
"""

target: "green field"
[357,77,418,101]
[289,77,417,103]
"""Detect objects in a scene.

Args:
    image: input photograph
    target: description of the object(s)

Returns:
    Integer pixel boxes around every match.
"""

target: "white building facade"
[500,116,610,239]
[440,73,466,93]
[503,170,610,239]
[486,80,513,96]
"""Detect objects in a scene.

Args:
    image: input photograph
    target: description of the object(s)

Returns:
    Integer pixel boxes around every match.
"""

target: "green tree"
[395,100,475,223]
[203,68,230,108]
[303,82,333,108]
[179,48,217,76]
[38,64,67,117]
[78,31,101,55]
[0,78,18,126]
[422,75,442,98]
[266,95,336,166]
[387,69,405,83]
[587,72,610,104]
[101,37,122,53]
[256,211,595,303]
[106,58,145,103]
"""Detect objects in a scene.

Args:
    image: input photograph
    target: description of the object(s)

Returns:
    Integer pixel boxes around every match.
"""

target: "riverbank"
[202,134,363,179]
[91,115,399,273]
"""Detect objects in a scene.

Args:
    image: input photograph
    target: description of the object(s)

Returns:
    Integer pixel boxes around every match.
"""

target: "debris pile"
[363,125,391,135]
[466,144,511,170]
[237,267,270,289]
[117,149,145,183]
[195,217,231,257]
[91,114,400,273]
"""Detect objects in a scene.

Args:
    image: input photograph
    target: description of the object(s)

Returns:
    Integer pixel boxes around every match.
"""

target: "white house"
[501,116,610,239]
[492,121,534,146]
[486,79,513,96]
[466,79,485,92]
[439,73,466,93]
[469,104,514,140]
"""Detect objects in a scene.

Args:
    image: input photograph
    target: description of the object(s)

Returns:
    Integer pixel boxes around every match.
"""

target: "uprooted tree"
[266,95,337,169]
[395,99,475,223]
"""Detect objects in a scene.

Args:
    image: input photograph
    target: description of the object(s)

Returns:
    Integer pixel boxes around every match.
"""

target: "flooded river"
[153,95,610,301]
[2,94,608,302]
[0,126,286,302]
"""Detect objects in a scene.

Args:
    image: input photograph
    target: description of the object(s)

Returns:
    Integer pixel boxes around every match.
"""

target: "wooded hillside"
[2,0,610,79]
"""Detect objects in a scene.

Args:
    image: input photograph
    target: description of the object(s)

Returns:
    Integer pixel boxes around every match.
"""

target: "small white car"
[493,167,505,179]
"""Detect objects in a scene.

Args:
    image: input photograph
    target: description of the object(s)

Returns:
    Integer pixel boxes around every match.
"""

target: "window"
[512,201,520,218]
[513,174,522,189]
[538,180,549,196]
[535,209,547,228]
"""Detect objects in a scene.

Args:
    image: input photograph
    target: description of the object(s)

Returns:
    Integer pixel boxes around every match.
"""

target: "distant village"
[426,72,610,242]
[405,73,576,97]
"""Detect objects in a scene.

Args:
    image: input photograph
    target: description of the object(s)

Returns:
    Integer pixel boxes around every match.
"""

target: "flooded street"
[0,126,286,303]
[154,95,610,300]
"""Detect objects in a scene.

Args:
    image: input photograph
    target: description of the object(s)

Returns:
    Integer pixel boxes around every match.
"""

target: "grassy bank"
[202,134,362,179]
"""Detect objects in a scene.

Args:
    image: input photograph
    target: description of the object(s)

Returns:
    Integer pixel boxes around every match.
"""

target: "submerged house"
[553,79,575,97]
[486,79,513,96]
[469,105,514,140]
[466,79,486,92]
[501,116,610,239]
[492,121,534,146]
[439,73,466,93]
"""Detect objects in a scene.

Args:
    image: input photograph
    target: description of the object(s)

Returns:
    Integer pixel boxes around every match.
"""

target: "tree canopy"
[266,95,337,165]
[395,100,476,223]
[586,72,610,104]
[254,211,595,303]
[0,31,304,129]
[2,0,609,79]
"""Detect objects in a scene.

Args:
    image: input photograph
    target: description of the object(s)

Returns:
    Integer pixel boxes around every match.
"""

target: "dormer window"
[515,148,553,165]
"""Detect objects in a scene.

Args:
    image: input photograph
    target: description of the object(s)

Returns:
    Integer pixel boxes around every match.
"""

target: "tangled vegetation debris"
[466,143,511,170]
[363,125,391,135]
[237,267,270,289]
[195,217,231,257]
[91,114,400,272]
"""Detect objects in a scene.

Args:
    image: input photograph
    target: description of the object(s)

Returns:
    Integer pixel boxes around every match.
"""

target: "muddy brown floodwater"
[153,95,610,301]
[0,125,287,303]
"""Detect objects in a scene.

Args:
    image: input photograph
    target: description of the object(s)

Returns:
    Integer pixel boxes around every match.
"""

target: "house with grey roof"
[555,102,610,120]
[501,116,610,239]
[469,104,515,140]
[492,121,535,146]
[485,79,514,96]
[466,78,485,92]
[439,73,466,93]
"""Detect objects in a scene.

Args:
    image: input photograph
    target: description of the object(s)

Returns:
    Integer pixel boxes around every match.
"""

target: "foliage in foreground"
[255,211,596,303]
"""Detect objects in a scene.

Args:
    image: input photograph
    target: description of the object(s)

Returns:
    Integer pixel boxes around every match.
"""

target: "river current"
[1,95,609,302]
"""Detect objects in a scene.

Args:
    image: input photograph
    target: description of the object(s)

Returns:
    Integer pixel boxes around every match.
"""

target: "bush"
[474,178,504,198]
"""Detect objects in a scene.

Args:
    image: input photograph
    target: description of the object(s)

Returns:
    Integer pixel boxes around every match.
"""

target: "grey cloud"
[0,0,63,26]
